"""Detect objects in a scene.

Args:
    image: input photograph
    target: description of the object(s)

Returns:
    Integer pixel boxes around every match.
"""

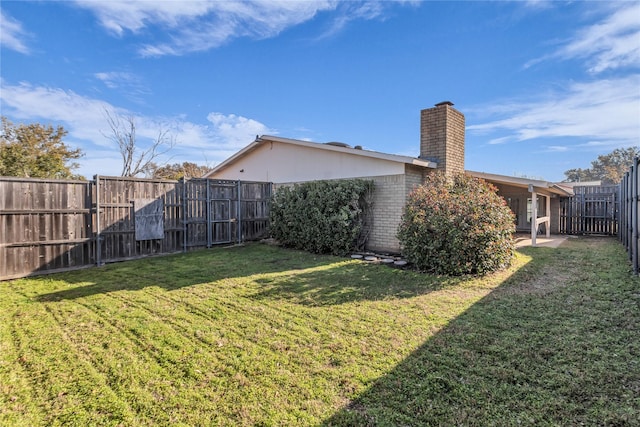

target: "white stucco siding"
[211,141,406,183]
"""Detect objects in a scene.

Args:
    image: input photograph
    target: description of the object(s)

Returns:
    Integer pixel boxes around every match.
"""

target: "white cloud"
[94,71,139,89]
[0,80,275,175]
[207,112,275,148]
[0,11,31,54]
[546,146,569,153]
[315,1,385,40]
[71,0,335,56]
[94,71,151,104]
[71,0,214,36]
[0,80,114,144]
[468,76,640,147]
[70,0,410,56]
[473,4,640,154]
[526,3,640,73]
[561,3,640,73]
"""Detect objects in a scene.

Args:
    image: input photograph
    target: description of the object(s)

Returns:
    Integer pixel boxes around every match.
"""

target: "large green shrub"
[397,172,515,275]
[270,179,374,256]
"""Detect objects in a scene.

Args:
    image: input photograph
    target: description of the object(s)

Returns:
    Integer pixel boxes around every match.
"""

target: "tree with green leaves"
[147,161,213,180]
[564,147,639,184]
[0,116,84,179]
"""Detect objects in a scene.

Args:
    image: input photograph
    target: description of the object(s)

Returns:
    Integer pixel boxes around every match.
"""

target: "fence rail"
[1,176,271,280]
[619,157,640,275]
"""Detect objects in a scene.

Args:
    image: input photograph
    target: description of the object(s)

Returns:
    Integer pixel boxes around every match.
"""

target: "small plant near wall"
[398,172,515,276]
[270,179,374,256]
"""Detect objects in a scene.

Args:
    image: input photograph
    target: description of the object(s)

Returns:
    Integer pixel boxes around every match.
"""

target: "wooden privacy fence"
[559,184,620,235]
[0,176,271,280]
[619,157,640,275]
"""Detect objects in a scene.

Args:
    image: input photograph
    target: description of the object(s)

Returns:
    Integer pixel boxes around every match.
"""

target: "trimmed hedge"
[269,179,374,256]
[398,172,515,276]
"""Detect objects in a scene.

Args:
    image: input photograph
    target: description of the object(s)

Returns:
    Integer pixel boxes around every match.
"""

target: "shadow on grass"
[35,243,347,302]
[249,262,454,306]
[323,239,639,426]
[35,243,454,305]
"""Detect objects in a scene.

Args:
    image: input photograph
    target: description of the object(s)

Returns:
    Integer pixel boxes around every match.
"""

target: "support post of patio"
[545,195,551,238]
[529,185,552,247]
[530,185,537,246]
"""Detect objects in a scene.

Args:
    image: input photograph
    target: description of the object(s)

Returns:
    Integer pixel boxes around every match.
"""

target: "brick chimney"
[420,101,465,175]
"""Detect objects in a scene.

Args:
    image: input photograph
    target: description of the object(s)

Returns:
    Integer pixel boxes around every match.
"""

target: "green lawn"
[1,238,638,426]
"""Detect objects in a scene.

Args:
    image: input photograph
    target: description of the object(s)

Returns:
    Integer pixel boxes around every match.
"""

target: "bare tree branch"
[102,109,175,177]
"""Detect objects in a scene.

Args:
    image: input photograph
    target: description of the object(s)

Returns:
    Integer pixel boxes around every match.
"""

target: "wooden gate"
[1,176,271,280]
[560,185,619,235]
[181,179,270,249]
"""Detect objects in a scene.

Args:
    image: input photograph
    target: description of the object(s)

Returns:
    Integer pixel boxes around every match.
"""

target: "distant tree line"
[146,162,214,180]
[1,116,212,180]
[563,147,639,184]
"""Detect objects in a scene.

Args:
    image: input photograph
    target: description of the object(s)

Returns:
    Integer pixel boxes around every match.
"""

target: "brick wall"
[420,101,465,175]
[364,174,408,253]
[405,165,425,193]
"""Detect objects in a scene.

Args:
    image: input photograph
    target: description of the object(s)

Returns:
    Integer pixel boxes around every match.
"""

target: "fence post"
[95,175,102,266]
[632,161,635,271]
[206,179,211,248]
[237,180,242,244]
[634,159,639,274]
[624,174,627,247]
[182,178,187,253]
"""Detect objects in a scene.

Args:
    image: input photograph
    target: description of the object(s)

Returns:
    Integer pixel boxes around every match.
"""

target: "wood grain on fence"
[1,176,272,280]
[0,177,93,280]
[96,176,183,263]
[560,185,619,235]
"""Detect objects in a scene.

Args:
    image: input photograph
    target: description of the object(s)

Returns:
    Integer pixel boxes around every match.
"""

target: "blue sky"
[1,0,639,181]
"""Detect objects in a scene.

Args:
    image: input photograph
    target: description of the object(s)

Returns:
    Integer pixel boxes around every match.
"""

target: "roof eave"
[204,137,264,178]
[467,170,573,196]
[207,135,437,176]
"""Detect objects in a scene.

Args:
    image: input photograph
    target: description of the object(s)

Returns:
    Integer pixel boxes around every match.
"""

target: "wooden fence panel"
[0,177,93,280]
[96,176,185,263]
[209,180,239,245]
[183,179,208,248]
[240,182,271,241]
[1,176,272,280]
[560,185,619,235]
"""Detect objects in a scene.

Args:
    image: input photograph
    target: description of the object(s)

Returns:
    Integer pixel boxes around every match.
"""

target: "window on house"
[506,197,519,224]
[527,196,544,223]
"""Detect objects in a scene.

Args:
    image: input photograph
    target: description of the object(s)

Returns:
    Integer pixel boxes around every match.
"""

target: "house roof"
[467,170,574,197]
[205,135,437,177]
[205,135,574,199]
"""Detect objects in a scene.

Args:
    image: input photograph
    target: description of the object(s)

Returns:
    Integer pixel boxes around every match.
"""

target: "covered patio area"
[468,171,574,247]
[514,233,568,248]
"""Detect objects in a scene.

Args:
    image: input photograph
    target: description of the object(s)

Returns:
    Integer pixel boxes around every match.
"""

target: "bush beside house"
[398,172,516,276]
[270,179,374,256]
